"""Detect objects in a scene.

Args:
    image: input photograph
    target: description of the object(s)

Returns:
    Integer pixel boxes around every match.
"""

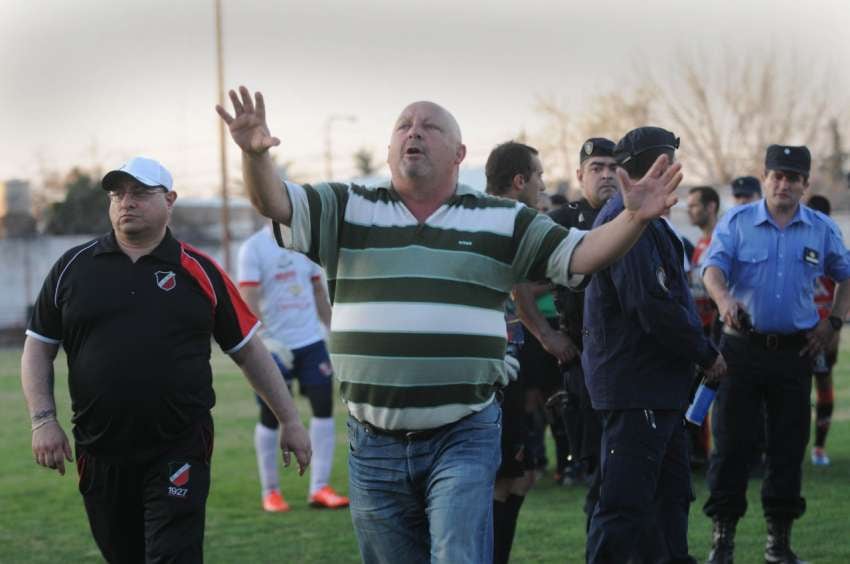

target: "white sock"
[309,417,335,495]
[254,423,280,496]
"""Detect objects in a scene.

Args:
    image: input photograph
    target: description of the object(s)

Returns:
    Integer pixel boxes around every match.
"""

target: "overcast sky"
[2,0,848,195]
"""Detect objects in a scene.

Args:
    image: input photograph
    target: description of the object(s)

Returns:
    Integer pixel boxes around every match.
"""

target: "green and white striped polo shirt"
[285,180,585,430]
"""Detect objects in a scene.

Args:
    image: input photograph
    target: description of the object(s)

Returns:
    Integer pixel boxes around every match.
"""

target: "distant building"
[0,179,36,238]
[169,195,267,245]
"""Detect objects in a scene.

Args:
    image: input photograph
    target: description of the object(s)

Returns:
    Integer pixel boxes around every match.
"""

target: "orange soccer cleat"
[308,485,350,509]
[262,489,291,512]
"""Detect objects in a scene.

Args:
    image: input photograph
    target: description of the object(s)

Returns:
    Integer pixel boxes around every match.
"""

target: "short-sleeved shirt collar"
[754,200,811,229]
[93,228,181,265]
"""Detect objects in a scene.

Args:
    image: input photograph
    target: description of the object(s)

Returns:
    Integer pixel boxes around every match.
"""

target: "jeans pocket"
[346,418,361,453]
[465,402,502,431]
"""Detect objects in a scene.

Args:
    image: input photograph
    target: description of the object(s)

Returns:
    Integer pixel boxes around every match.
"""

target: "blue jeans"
[347,401,501,564]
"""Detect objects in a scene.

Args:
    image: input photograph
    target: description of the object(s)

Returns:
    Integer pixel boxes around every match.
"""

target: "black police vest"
[549,199,600,346]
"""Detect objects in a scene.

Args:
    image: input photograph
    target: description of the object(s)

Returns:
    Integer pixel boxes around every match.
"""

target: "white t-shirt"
[237,227,326,349]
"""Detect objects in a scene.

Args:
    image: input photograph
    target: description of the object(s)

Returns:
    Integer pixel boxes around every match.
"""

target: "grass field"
[1,341,849,563]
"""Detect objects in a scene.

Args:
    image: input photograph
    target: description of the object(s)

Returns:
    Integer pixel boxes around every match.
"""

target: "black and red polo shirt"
[27,229,259,457]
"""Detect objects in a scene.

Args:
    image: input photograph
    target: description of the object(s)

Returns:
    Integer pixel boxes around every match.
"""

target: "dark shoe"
[706,518,737,564]
[764,518,808,564]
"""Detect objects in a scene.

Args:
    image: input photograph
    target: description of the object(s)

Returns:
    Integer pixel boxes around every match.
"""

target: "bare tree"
[532,49,848,199]
[645,50,835,184]
[532,90,654,198]
[531,95,575,186]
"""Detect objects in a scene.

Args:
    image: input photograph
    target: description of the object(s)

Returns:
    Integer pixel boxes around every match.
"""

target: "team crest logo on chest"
[155,271,177,292]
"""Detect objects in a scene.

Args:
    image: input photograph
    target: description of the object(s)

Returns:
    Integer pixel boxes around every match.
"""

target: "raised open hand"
[215,86,281,155]
[618,154,683,222]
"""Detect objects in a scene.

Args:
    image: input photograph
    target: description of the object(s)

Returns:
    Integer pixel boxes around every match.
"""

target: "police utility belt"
[722,326,807,351]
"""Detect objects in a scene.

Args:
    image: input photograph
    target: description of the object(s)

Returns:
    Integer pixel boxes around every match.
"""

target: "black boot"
[706,518,737,564]
[764,518,808,564]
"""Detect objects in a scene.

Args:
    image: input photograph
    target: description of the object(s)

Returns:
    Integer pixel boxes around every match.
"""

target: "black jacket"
[581,194,718,410]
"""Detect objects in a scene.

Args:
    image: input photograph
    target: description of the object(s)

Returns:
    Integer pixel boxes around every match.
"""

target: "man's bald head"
[395,101,463,144]
[387,100,466,188]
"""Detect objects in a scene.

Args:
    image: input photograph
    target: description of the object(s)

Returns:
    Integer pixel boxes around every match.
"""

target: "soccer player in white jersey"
[238,226,348,511]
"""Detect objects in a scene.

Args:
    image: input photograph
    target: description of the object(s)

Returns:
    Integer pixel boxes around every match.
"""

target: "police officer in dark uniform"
[731,175,762,206]
[701,145,850,564]
[549,138,618,514]
[583,127,726,564]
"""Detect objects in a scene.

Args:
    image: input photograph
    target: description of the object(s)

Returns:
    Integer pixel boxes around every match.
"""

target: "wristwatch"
[828,315,843,331]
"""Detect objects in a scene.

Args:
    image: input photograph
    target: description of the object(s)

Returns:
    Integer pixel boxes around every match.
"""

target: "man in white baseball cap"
[102,156,175,191]
[22,156,311,562]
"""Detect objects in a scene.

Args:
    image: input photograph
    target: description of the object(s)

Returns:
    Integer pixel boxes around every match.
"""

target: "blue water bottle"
[685,375,719,426]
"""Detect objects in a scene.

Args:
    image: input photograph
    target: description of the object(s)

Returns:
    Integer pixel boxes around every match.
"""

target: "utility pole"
[324,114,357,180]
[215,0,232,271]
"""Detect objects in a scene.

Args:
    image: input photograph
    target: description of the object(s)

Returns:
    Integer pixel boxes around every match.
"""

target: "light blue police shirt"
[702,200,850,334]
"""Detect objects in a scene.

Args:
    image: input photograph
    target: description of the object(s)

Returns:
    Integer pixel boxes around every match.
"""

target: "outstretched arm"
[21,336,73,475]
[569,154,683,274]
[216,86,291,224]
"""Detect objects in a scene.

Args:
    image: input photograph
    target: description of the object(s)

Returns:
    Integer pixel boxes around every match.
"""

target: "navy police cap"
[731,176,761,197]
[579,138,616,164]
[765,145,811,176]
[614,127,680,166]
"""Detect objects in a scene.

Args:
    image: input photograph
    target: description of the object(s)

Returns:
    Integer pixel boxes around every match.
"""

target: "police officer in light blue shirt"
[701,145,850,564]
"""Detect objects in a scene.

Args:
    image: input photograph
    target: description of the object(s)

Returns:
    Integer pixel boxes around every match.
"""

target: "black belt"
[723,327,807,351]
[359,419,453,442]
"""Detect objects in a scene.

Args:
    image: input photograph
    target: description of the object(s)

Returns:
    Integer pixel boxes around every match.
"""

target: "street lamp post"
[214,0,232,272]
[324,114,357,181]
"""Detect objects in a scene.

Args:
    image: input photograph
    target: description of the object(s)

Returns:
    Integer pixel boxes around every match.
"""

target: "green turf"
[1,339,848,562]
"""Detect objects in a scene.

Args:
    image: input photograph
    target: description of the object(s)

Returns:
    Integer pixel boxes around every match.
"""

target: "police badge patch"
[803,247,819,265]
[656,266,669,292]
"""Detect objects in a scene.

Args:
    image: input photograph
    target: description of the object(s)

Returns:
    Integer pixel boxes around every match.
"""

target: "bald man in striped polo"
[218,87,683,564]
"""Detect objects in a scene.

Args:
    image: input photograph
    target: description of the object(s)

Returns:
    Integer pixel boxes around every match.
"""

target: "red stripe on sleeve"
[239,281,261,287]
[181,243,258,337]
[219,270,259,336]
[180,246,217,309]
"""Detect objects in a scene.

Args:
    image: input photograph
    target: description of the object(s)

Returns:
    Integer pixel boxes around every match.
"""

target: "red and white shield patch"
[169,462,191,486]
[155,271,177,292]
